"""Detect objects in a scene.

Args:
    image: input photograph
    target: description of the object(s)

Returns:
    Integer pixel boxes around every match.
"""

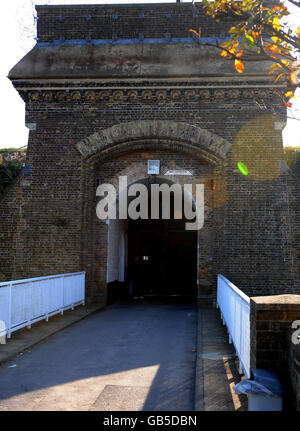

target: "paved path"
[0,299,197,411]
[195,306,247,411]
[0,304,104,365]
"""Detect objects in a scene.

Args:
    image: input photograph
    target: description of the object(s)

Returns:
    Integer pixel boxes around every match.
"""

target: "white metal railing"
[0,271,85,343]
[217,274,251,378]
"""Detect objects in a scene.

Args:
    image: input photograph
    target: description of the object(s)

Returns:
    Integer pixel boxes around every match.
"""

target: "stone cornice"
[23,88,277,103]
[11,75,283,87]
[13,80,283,103]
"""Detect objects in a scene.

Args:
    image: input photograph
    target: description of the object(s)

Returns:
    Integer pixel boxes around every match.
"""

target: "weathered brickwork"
[0,3,297,302]
[250,295,300,409]
[288,159,300,295]
[250,296,300,373]
[0,178,24,283]
[36,3,232,43]
[84,147,216,302]
[288,330,300,410]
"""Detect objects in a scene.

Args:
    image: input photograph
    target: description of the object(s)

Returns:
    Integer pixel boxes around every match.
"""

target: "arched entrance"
[107,177,198,299]
[78,121,231,303]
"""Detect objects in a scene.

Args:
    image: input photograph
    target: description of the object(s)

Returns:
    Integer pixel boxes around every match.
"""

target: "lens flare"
[237,162,248,176]
[232,115,281,181]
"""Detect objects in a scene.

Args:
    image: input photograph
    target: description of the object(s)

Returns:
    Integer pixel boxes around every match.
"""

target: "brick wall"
[0,2,297,302]
[288,158,300,295]
[250,295,300,409]
[36,3,232,43]
[0,88,295,298]
[0,177,24,283]
[288,329,300,410]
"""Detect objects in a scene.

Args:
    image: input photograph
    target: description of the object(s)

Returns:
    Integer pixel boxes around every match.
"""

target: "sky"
[0,0,299,150]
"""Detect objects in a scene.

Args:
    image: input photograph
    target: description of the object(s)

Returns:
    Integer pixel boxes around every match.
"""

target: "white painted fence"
[0,272,85,342]
[217,274,251,378]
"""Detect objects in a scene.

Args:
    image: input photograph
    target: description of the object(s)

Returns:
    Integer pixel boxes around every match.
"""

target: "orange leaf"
[267,45,281,53]
[290,72,299,86]
[189,29,201,38]
[282,102,292,107]
[228,46,237,55]
[234,59,244,73]
[220,50,229,57]
[274,71,285,82]
[285,91,294,98]
[268,62,282,73]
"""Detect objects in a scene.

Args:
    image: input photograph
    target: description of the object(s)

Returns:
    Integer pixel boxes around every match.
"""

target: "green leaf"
[228,26,241,35]
[245,34,255,46]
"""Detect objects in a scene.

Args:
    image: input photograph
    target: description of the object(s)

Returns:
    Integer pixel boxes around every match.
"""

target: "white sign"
[148,160,160,175]
[165,170,192,176]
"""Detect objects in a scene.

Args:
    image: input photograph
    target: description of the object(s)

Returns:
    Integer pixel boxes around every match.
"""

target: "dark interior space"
[128,218,197,297]
[126,179,197,297]
[107,178,198,303]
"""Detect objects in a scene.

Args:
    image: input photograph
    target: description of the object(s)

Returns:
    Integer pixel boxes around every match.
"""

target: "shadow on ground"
[0,298,197,411]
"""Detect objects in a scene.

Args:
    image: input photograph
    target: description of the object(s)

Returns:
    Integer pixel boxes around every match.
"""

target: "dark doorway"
[128,220,197,297]
[127,179,197,298]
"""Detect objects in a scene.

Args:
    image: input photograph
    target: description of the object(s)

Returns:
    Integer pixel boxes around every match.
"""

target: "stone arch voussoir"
[76,120,232,164]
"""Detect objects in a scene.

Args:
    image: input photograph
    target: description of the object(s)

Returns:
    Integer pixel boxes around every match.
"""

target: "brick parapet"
[35,3,232,43]
[250,295,300,409]
[287,329,300,410]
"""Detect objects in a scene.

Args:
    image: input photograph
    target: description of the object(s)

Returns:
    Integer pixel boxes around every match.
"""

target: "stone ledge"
[251,295,300,311]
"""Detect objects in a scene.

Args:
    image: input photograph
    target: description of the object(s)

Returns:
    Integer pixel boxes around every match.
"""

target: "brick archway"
[78,124,227,302]
[76,120,232,165]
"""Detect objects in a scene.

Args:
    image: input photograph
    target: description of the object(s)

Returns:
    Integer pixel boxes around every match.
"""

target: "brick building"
[0,2,298,304]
